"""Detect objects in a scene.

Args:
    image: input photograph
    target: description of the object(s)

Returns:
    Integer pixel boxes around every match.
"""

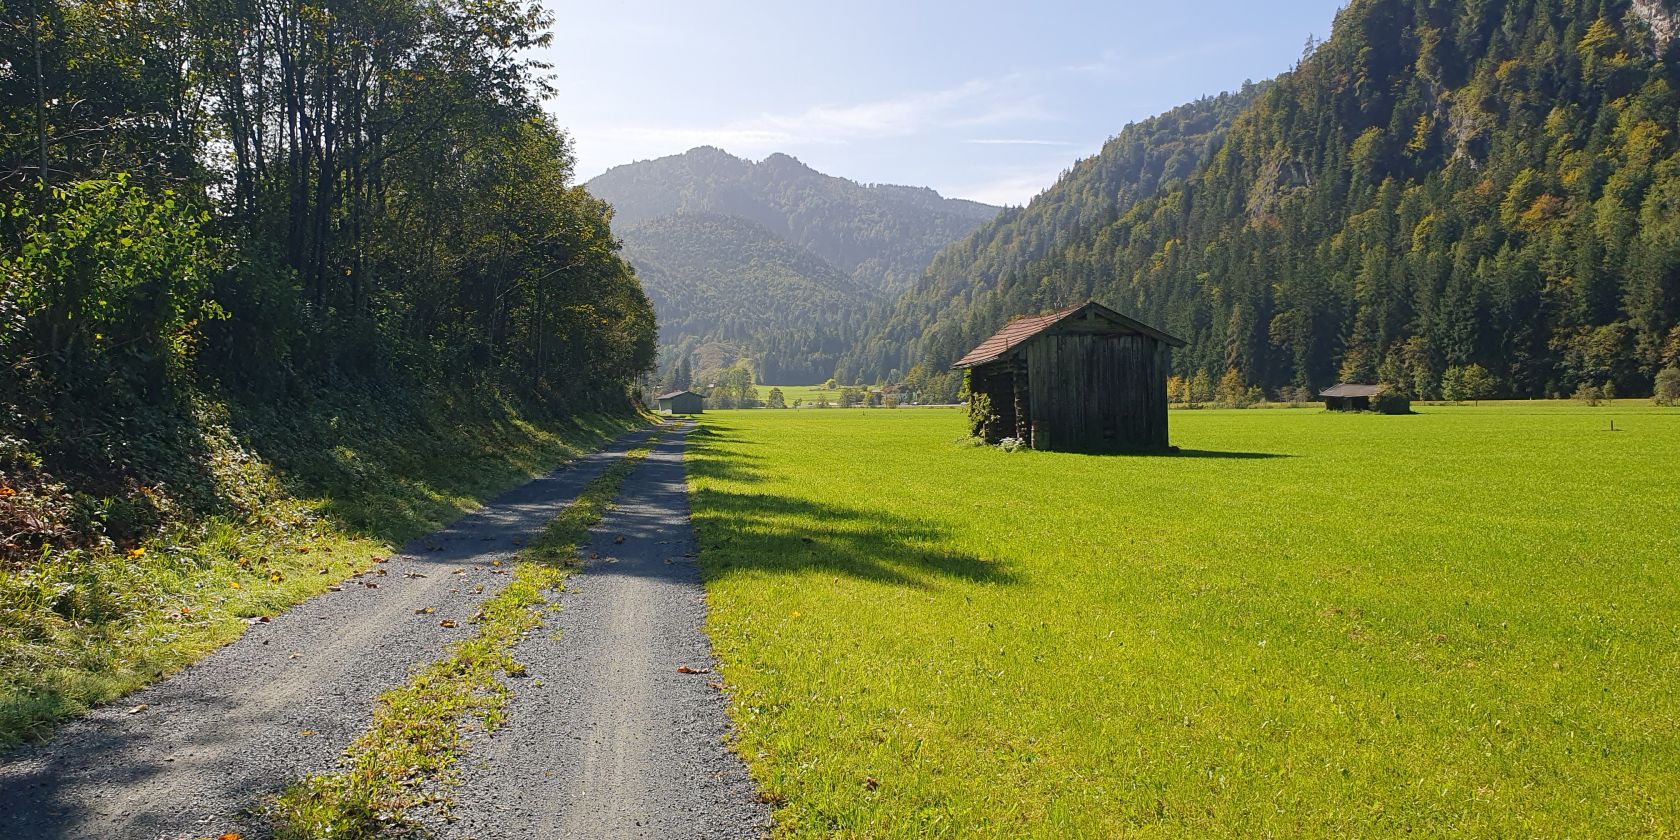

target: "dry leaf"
[676,665,711,674]
[864,776,879,791]
[404,571,426,579]
[218,833,242,840]
[327,585,343,592]
[299,730,315,737]
[613,535,625,544]
[706,681,724,691]
[415,607,434,615]
[364,582,379,589]
[126,704,149,715]
[372,555,389,563]
[439,619,458,629]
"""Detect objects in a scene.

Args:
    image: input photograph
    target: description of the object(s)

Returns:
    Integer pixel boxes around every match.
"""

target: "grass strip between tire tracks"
[265,428,666,839]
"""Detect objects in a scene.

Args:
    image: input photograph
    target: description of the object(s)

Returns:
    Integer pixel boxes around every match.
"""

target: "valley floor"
[690,404,1680,837]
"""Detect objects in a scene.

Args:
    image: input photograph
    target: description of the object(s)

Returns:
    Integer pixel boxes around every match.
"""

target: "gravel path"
[426,421,768,840]
[0,427,660,840]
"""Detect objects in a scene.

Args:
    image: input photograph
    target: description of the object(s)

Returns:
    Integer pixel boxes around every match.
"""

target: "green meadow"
[688,405,1680,838]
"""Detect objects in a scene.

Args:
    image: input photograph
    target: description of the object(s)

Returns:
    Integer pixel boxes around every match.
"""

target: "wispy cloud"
[576,74,1054,167]
[962,138,1077,147]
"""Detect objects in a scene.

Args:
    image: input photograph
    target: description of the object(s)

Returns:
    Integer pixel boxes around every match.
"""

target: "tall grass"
[691,405,1680,837]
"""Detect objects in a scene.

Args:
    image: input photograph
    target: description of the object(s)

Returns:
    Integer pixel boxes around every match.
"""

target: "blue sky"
[540,1,1347,206]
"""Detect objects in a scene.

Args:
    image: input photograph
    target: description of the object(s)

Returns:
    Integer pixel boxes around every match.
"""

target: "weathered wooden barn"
[655,389,704,414]
[952,301,1186,453]
[1320,383,1377,411]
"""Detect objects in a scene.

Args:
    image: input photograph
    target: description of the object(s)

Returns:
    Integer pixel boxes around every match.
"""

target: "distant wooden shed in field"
[656,390,704,414]
[1320,383,1378,411]
[951,301,1185,453]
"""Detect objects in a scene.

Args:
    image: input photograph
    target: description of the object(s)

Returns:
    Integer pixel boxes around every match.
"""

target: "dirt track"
[425,422,767,839]
[0,428,662,839]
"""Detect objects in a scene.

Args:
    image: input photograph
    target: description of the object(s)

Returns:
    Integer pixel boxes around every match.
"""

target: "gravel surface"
[0,427,659,840]
[424,421,769,840]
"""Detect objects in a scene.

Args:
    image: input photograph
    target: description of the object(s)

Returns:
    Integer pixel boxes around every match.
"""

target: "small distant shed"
[1320,383,1378,411]
[656,390,704,414]
[951,301,1186,453]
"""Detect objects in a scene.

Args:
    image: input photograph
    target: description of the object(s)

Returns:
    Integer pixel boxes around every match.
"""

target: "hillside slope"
[587,148,999,381]
[868,0,1680,399]
[618,214,869,383]
[839,89,1259,384]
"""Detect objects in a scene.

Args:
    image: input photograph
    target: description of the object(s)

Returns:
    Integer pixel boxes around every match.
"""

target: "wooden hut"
[656,389,704,414]
[1319,383,1378,411]
[951,301,1186,453]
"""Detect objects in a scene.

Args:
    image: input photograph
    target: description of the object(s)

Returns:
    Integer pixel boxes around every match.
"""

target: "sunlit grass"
[690,404,1680,837]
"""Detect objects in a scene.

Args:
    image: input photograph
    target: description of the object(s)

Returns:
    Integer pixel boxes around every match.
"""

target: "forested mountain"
[860,0,1680,400]
[619,214,867,383]
[839,89,1260,384]
[586,147,998,382]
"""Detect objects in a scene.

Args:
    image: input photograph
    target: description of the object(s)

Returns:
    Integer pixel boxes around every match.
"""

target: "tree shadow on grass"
[686,421,1015,590]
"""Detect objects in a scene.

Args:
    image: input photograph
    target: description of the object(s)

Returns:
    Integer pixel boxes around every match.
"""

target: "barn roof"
[655,390,701,400]
[950,301,1186,369]
[1319,383,1380,398]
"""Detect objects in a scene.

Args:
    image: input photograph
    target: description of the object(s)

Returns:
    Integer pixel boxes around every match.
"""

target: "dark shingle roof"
[655,390,701,400]
[1319,383,1380,398]
[950,301,1186,369]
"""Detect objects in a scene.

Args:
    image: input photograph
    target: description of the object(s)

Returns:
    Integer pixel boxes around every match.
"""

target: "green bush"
[1655,368,1680,406]
[2,179,223,406]
[1371,385,1412,415]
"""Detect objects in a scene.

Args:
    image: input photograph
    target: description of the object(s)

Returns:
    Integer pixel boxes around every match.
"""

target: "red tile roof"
[950,301,1186,369]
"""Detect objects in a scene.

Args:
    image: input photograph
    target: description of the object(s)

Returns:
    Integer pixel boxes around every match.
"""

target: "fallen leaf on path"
[491,559,502,567]
[676,665,711,674]
[126,704,149,715]
[317,567,330,575]
[327,585,343,592]
[364,582,379,589]
[439,619,458,628]
[374,568,387,576]
[706,682,724,691]
[453,568,466,575]
[415,607,434,615]
[404,571,426,578]
[243,616,270,625]
[372,555,388,563]
[294,546,310,554]
[614,535,625,544]
[218,833,242,840]
[299,730,315,736]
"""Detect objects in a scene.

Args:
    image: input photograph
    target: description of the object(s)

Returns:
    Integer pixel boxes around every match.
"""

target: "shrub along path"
[0,426,663,839]
[422,421,767,839]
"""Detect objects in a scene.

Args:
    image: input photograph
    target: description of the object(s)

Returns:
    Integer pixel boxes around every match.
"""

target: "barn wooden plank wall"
[1026,334,1167,452]
[957,301,1181,453]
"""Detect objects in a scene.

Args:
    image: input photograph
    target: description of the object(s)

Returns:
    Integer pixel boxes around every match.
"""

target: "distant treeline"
[847,0,1680,400]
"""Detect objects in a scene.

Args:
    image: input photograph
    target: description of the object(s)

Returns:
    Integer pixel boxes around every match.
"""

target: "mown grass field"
[688,404,1680,837]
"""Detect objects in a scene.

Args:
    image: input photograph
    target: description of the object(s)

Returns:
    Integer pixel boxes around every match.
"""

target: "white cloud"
[963,138,1077,147]
[567,74,1057,180]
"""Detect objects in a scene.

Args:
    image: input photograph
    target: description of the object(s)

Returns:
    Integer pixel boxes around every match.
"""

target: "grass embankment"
[267,430,663,838]
[0,387,646,748]
[690,405,1680,837]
